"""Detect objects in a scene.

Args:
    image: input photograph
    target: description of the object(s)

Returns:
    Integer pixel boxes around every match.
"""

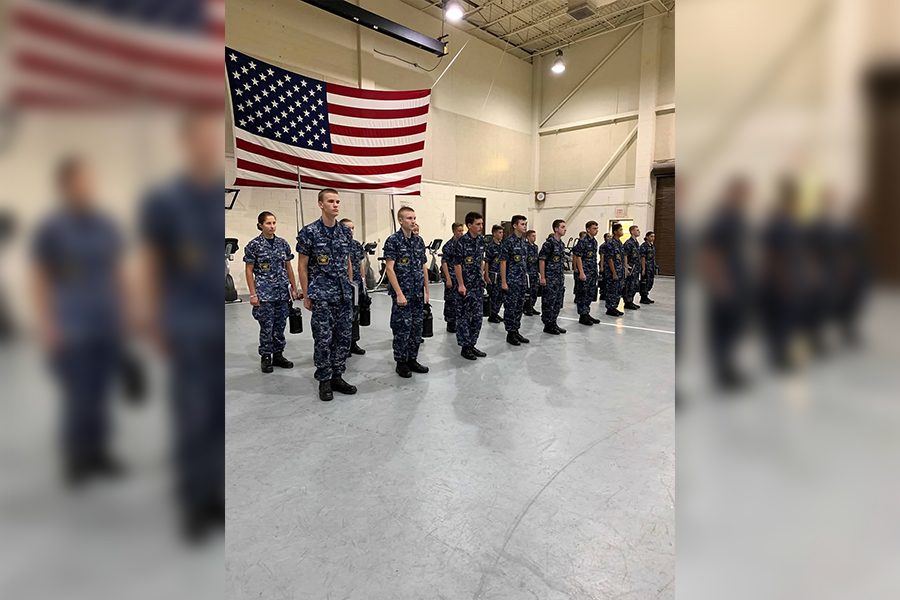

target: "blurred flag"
[7,0,224,108]
[226,47,430,195]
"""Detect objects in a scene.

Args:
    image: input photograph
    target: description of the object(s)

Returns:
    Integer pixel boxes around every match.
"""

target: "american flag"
[7,0,224,108]
[226,47,430,195]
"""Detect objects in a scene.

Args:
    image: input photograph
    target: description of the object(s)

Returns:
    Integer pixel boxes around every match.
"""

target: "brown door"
[653,175,675,276]
[455,196,485,228]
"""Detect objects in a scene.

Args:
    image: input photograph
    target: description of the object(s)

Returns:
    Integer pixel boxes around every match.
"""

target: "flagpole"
[431,40,468,91]
[296,168,304,235]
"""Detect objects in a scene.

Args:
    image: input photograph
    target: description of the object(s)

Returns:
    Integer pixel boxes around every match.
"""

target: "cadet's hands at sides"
[396,292,408,307]
[445,279,452,289]
[539,275,546,286]
[579,272,586,281]
[303,296,313,311]
[458,284,467,296]
[250,294,260,306]
[501,282,508,291]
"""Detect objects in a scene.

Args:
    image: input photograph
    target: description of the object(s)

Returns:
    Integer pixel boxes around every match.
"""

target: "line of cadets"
[244,189,658,402]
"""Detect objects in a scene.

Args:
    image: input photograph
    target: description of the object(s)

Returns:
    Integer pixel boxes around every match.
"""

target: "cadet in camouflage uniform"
[451,212,490,360]
[339,218,367,356]
[244,211,299,373]
[524,229,541,316]
[598,232,612,300]
[539,219,568,335]
[297,189,358,402]
[441,223,464,332]
[640,231,657,304]
[604,222,625,316]
[500,214,531,346]
[572,221,601,326]
[622,225,643,310]
[485,224,504,322]
[384,206,430,378]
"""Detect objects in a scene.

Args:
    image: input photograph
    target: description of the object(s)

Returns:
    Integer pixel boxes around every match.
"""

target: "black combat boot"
[331,376,357,395]
[506,331,520,346]
[606,308,620,317]
[350,342,366,355]
[395,361,412,378]
[589,315,600,324]
[624,302,641,310]
[272,352,294,368]
[515,331,530,344]
[408,359,429,373]
[319,380,333,401]
[554,323,567,334]
[461,346,477,360]
[471,346,487,357]
[261,354,273,373]
[543,323,560,335]
[447,321,457,333]
[488,314,502,323]
[579,315,594,326]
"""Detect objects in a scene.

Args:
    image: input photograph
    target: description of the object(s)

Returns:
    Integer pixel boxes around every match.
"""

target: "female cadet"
[244,211,298,373]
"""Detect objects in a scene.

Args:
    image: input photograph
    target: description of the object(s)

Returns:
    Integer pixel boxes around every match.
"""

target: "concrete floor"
[226,276,675,600]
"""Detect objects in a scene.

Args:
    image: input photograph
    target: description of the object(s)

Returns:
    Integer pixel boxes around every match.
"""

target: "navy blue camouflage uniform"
[485,239,503,316]
[33,208,123,468]
[140,175,224,520]
[450,232,486,348]
[441,237,460,324]
[349,239,367,342]
[572,235,599,315]
[243,234,293,356]
[526,241,540,308]
[297,219,354,381]
[598,240,608,300]
[384,230,426,362]
[539,235,567,326]
[500,233,529,332]
[640,241,656,299]
[622,237,642,304]
[604,238,625,310]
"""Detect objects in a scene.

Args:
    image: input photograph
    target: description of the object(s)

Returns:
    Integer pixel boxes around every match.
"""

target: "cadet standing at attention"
[485,224,504,323]
[622,225,642,310]
[244,211,298,373]
[441,222,464,332]
[539,219,568,335]
[452,212,490,360]
[598,232,612,300]
[640,231,657,304]
[339,218,367,355]
[604,222,626,317]
[524,229,541,316]
[384,206,430,378]
[296,189,358,402]
[572,221,601,326]
[500,214,531,346]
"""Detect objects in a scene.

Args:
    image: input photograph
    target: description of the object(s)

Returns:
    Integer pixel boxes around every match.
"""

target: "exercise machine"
[425,238,443,283]
[225,237,242,303]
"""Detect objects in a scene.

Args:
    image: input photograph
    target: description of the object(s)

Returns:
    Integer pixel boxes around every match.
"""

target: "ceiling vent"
[567,0,596,20]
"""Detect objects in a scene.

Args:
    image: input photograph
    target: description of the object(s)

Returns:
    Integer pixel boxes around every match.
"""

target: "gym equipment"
[225,238,241,303]
[363,241,378,290]
[425,238,443,283]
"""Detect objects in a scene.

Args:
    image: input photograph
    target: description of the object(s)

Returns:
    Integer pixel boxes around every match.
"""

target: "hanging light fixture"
[444,1,464,22]
[551,49,566,74]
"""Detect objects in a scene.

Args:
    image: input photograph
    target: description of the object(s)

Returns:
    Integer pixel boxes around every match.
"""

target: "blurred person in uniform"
[485,224,504,323]
[622,225,642,310]
[758,177,803,371]
[572,230,587,307]
[296,190,358,402]
[700,177,753,389]
[524,229,540,316]
[140,112,224,541]
[572,221,601,325]
[639,231,657,304]
[32,156,127,487]
[451,212,489,360]
[604,222,625,317]
[384,207,429,377]
[598,232,611,301]
[339,218,367,357]
[539,219,568,335]
[440,223,464,333]
[500,214,531,345]
[244,211,298,373]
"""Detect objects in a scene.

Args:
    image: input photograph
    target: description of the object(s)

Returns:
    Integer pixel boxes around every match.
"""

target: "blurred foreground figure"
[700,177,753,389]
[140,112,224,542]
[31,157,127,486]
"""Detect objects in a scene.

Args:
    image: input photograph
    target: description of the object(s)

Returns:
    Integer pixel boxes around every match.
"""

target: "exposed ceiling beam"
[478,0,556,30]
[519,1,654,46]
[498,6,570,40]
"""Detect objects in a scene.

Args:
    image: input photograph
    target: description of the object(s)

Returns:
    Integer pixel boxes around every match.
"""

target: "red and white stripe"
[7,0,223,108]
[232,82,430,195]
